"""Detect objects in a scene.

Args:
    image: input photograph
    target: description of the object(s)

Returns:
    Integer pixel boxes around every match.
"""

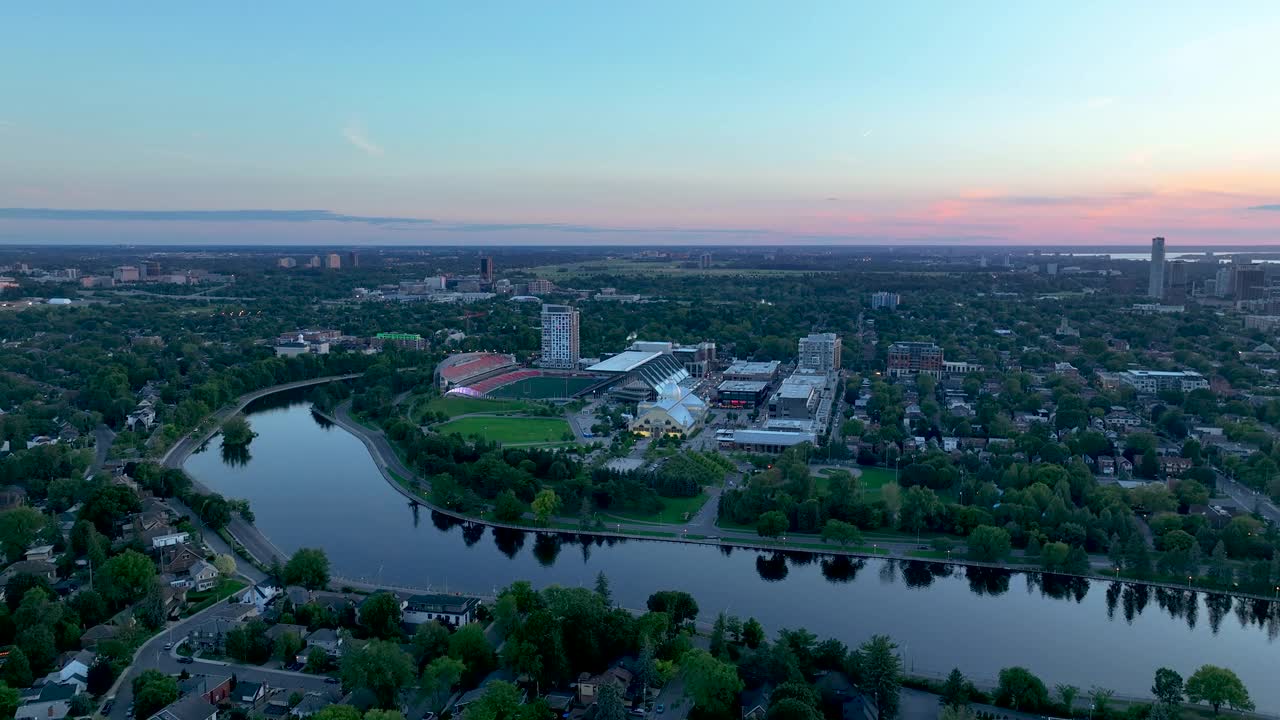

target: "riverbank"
[317,400,1280,606]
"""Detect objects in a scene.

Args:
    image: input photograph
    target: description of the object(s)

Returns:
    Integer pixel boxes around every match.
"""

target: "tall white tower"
[539,304,580,369]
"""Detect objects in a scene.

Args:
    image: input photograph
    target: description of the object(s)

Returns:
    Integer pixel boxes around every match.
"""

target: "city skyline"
[3,2,1279,246]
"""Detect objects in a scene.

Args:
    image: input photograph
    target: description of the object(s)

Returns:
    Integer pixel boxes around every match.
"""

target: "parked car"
[177,657,194,665]
[163,643,173,650]
[324,677,340,684]
[656,705,664,714]
[102,700,114,714]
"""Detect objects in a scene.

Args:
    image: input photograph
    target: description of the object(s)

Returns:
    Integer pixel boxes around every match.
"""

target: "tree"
[593,571,612,606]
[681,649,743,718]
[1,647,31,689]
[213,554,238,577]
[1185,665,1254,715]
[411,622,451,667]
[757,511,789,538]
[941,669,971,708]
[531,489,561,527]
[967,525,1011,562]
[899,486,940,535]
[69,693,95,717]
[420,656,464,713]
[359,592,404,640]
[857,635,902,719]
[709,613,728,659]
[821,520,863,549]
[995,667,1048,712]
[221,415,256,446]
[939,707,978,720]
[463,681,523,720]
[743,618,765,649]
[596,684,627,720]
[493,491,524,523]
[305,647,331,674]
[0,508,46,562]
[312,707,362,720]
[340,640,415,709]
[768,698,822,720]
[0,682,18,720]
[1152,668,1184,707]
[274,631,304,664]
[646,591,699,625]
[447,623,495,685]
[284,548,330,591]
[99,550,156,605]
[1054,684,1079,713]
[132,670,178,719]
[87,659,117,697]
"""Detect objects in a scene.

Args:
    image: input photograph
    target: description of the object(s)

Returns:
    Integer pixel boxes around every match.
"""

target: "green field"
[489,375,602,400]
[435,415,573,444]
[528,259,835,281]
[853,466,896,494]
[607,492,710,525]
[419,395,532,419]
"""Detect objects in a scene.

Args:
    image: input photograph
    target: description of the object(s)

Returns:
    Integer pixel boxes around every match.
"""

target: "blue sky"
[2,2,1278,245]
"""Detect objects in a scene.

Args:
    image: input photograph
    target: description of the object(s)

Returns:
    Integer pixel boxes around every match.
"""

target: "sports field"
[489,375,601,399]
[434,415,573,444]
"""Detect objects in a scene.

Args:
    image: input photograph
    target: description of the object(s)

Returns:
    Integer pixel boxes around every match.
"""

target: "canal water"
[185,394,1280,709]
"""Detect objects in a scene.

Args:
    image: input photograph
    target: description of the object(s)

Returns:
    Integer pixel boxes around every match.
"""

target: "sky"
[2,2,1279,246]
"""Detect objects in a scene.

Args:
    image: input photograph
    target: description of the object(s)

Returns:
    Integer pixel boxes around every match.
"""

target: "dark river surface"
[185,394,1280,710]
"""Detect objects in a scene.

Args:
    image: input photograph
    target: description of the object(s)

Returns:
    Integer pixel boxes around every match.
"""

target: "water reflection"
[533,533,561,566]
[220,444,252,466]
[756,553,789,582]
[820,556,865,583]
[965,566,1010,596]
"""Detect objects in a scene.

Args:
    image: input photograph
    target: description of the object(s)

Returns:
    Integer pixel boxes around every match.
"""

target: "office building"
[1148,237,1166,299]
[870,292,900,310]
[886,341,944,379]
[699,253,711,270]
[1234,265,1266,301]
[347,251,359,268]
[539,305,580,369]
[1166,260,1188,302]
[306,256,321,268]
[528,278,554,295]
[325,253,341,270]
[723,360,781,383]
[797,332,842,373]
[715,380,771,409]
[479,256,494,282]
[277,257,297,269]
[113,266,141,283]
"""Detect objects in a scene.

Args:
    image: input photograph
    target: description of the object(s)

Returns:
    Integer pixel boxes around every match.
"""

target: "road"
[106,602,336,720]
[1216,471,1280,525]
[88,424,116,477]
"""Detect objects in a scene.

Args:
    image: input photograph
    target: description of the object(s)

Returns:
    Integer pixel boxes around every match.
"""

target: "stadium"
[438,352,607,401]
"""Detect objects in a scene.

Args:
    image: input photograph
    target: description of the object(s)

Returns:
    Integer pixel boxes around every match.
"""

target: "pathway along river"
[185,392,1280,710]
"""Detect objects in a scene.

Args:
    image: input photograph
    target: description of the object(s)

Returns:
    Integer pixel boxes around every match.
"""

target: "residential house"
[187,603,257,652]
[24,545,55,563]
[190,560,220,592]
[178,674,232,704]
[815,672,878,720]
[740,685,774,720]
[403,594,481,627]
[1098,456,1116,476]
[290,695,333,719]
[238,584,281,614]
[1104,410,1143,433]
[234,681,268,707]
[302,629,342,658]
[576,666,634,706]
[53,649,95,688]
[0,485,26,510]
[0,560,57,585]
[150,694,218,720]
[161,585,189,619]
[146,527,191,551]
[79,624,119,648]
[265,624,308,644]
[15,682,78,720]
[1158,456,1193,478]
[159,544,205,575]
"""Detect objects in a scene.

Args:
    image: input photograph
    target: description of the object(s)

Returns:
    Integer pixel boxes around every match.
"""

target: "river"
[185,393,1280,710]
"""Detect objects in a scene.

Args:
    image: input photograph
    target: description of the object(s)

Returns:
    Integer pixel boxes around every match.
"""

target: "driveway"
[651,677,691,720]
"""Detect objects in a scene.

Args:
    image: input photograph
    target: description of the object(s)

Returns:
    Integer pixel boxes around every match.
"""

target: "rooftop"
[587,350,663,374]
[725,360,780,375]
[717,380,768,393]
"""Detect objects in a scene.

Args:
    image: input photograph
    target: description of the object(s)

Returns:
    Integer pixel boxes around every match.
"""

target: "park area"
[415,395,532,420]
[434,415,573,445]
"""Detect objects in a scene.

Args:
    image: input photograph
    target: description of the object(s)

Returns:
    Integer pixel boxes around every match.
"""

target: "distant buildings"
[277,257,297,268]
[1148,237,1165,299]
[539,304,580,369]
[723,360,781,383]
[1118,369,1208,394]
[1233,264,1265,301]
[699,253,711,270]
[886,341,944,379]
[347,251,359,268]
[373,332,427,351]
[479,256,494,282]
[797,332,841,373]
[324,253,341,270]
[870,291,900,310]
[527,278,554,295]
[113,266,141,283]
[274,334,330,357]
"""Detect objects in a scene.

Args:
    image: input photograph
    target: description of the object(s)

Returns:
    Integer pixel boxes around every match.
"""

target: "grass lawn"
[608,493,710,525]
[185,578,247,616]
[435,415,572,445]
[853,465,896,494]
[420,395,532,420]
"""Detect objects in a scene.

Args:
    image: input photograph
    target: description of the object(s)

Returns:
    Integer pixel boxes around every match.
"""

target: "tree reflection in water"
[220,444,251,466]
[820,556,866,583]
[532,533,561,566]
[756,553,789,582]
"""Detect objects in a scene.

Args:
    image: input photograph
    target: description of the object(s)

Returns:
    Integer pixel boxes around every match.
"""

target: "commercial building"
[629,382,708,437]
[528,279,554,295]
[1234,265,1266,301]
[325,253,341,270]
[886,341,944,379]
[1148,237,1165,299]
[699,253,711,269]
[277,257,297,268]
[373,332,427,350]
[1166,260,1189,302]
[587,349,688,402]
[539,304,580,369]
[715,380,770,409]
[1118,369,1209,394]
[479,256,494,282]
[716,428,816,453]
[723,360,781,383]
[347,251,359,268]
[871,291,900,310]
[274,334,329,357]
[797,332,841,373]
[1245,315,1280,332]
[671,341,716,378]
[113,266,141,283]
